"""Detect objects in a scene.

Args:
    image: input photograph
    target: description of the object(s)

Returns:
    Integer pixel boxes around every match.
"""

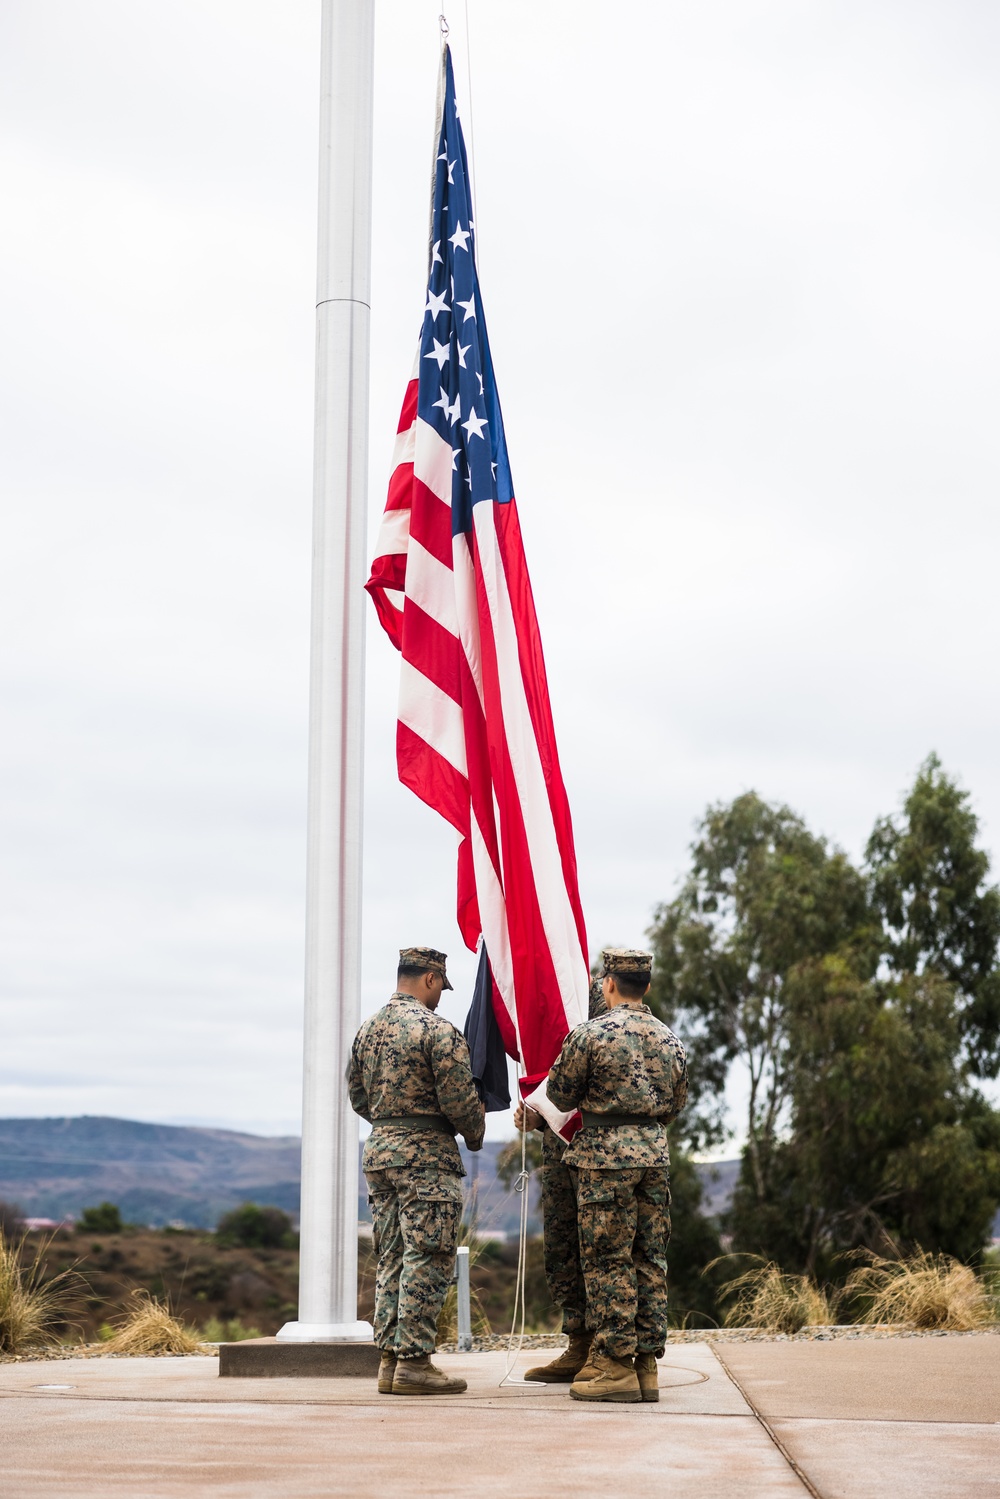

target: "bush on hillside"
[215,1203,296,1250]
[77,1202,124,1234]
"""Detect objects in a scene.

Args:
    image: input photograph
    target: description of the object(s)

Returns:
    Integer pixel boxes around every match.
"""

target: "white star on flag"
[462,408,487,441]
[424,338,451,370]
[425,287,450,320]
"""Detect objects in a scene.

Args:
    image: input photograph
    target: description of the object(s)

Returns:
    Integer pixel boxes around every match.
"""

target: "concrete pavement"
[1,1336,997,1498]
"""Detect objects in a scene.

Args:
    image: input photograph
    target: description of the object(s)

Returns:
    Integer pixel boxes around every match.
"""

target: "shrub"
[101,1291,204,1355]
[200,1316,263,1343]
[715,1258,833,1333]
[842,1250,996,1331]
[77,1203,124,1234]
[0,1229,80,1354]
[215,1204,295,1250]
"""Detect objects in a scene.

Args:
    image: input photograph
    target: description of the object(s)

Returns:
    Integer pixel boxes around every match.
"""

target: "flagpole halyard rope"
[499,1071,535,1386]
[462,0,480,250]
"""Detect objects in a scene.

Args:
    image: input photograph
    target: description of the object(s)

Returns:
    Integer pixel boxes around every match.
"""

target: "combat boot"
[634,1351,660,1403]
[569,1351,641,1403]
[391,1355,468,1395]
[377,1352,397,1394]
[523,1333,592,1383]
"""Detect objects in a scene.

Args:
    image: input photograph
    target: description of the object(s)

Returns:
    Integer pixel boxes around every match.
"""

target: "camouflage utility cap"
[601,948,653,980]
[398,946,454,990]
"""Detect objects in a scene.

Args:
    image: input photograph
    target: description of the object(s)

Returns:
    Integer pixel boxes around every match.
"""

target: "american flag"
[365,47,589,1125]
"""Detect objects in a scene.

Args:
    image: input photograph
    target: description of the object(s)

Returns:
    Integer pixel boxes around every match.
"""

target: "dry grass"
[714,1258,834,1334]
[101,1291,206,1355]
[0,1230,79,1355]
[436,1215,494,1346]
[843,1250,996,1331]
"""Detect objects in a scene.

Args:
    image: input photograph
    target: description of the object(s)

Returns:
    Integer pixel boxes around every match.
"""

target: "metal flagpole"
[277,0,375,1343]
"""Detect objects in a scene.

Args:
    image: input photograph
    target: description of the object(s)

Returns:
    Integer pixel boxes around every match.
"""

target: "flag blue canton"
[417,49,514,537]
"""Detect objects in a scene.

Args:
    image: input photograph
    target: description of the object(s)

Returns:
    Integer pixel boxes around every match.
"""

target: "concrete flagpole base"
[219,1337,381,1378]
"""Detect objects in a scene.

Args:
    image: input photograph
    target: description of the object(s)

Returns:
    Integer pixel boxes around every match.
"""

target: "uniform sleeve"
[347,1035,371,1122]
[545,1027,591,1112]
[660,1036,688,1124]
[430,1026,486,1150]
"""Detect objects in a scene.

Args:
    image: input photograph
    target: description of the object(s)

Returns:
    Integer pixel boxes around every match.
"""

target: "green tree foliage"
[649,760,1000,1273]
[77,1202,124,1234]
[731,958,1000,1272]
[647,792,870,1174]
[867,753,1000,1075]
[662,1151,726,1326]
[215,1204,296,1250]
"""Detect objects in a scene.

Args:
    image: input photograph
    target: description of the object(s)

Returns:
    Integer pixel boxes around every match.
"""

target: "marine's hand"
[514,1102,541,1131]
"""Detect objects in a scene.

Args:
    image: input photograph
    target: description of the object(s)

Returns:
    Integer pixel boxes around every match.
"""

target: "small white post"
[455,1246,472,1352]
[277,0,375,1344]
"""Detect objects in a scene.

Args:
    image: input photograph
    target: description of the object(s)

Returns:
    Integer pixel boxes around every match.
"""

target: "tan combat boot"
[523,1333,592,1383]
[391,1355,468,1395]
[634,1351,659,1403]
[377,1352,397,1394]
[569,1351,642,1403]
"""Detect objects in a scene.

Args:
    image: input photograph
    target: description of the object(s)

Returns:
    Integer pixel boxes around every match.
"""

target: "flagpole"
[277,0,375,1344]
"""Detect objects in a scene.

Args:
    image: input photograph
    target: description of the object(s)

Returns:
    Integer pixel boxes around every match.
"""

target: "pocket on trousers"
[404,1177,462,1256]
[576,1176,617,1209]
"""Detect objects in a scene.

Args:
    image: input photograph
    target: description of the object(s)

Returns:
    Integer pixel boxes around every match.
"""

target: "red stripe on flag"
[396,722,470,839]
[386,463,414,512]
[401,603,463,705]
[409,477,455,571]
[495,501,589,959]
[396,380,418,435]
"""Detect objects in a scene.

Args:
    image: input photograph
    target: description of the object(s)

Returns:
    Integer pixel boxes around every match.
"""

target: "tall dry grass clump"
[715,1258,834,1334]
[0,1230,79,1355]
[843,1251,996,1331]
[435,1219,493,1346]
[101,1291,205,1355]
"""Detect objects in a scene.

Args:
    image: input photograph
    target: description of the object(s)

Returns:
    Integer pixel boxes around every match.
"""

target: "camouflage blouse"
[546,1004,688,1169]
[349,993,485,1175]
[541,975,608,1166]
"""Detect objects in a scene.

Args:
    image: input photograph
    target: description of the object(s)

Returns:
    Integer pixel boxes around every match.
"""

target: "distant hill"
[0,1116,303,1229]
[0,1115,742,1234]
[0,1116,539,1232]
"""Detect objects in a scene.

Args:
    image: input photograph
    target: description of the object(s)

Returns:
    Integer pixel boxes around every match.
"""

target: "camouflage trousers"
[540,1133,586,1335]
[576,1165,671,1359]
[365,1167,463,1358]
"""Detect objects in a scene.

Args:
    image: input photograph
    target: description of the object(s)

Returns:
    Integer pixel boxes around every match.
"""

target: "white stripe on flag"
[469,810,518,1049]
[413,417,455,508]
[405,537,461,636]
[398,659,468,775]
[473,503,589,1030]
[452,536,486,712]
[373,506,411,558]
[391,422,416,470]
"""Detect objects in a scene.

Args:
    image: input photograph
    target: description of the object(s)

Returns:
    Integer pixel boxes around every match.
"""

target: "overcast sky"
[2,1,998,1143]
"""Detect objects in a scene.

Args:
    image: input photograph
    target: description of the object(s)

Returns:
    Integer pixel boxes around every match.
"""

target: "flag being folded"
[365,47,589,1129]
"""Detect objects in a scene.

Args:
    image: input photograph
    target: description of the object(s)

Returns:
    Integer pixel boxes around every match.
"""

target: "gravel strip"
[4,1324,997,1363]
[437,1324,1000,1353]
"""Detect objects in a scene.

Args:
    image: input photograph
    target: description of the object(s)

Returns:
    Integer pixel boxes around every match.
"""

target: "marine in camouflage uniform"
[538,978,607,1337]
[547,948,687,1402]
[348,946,484,1393]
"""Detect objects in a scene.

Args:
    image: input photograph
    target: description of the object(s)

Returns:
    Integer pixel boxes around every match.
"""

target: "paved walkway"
[1,1336,997,1498]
